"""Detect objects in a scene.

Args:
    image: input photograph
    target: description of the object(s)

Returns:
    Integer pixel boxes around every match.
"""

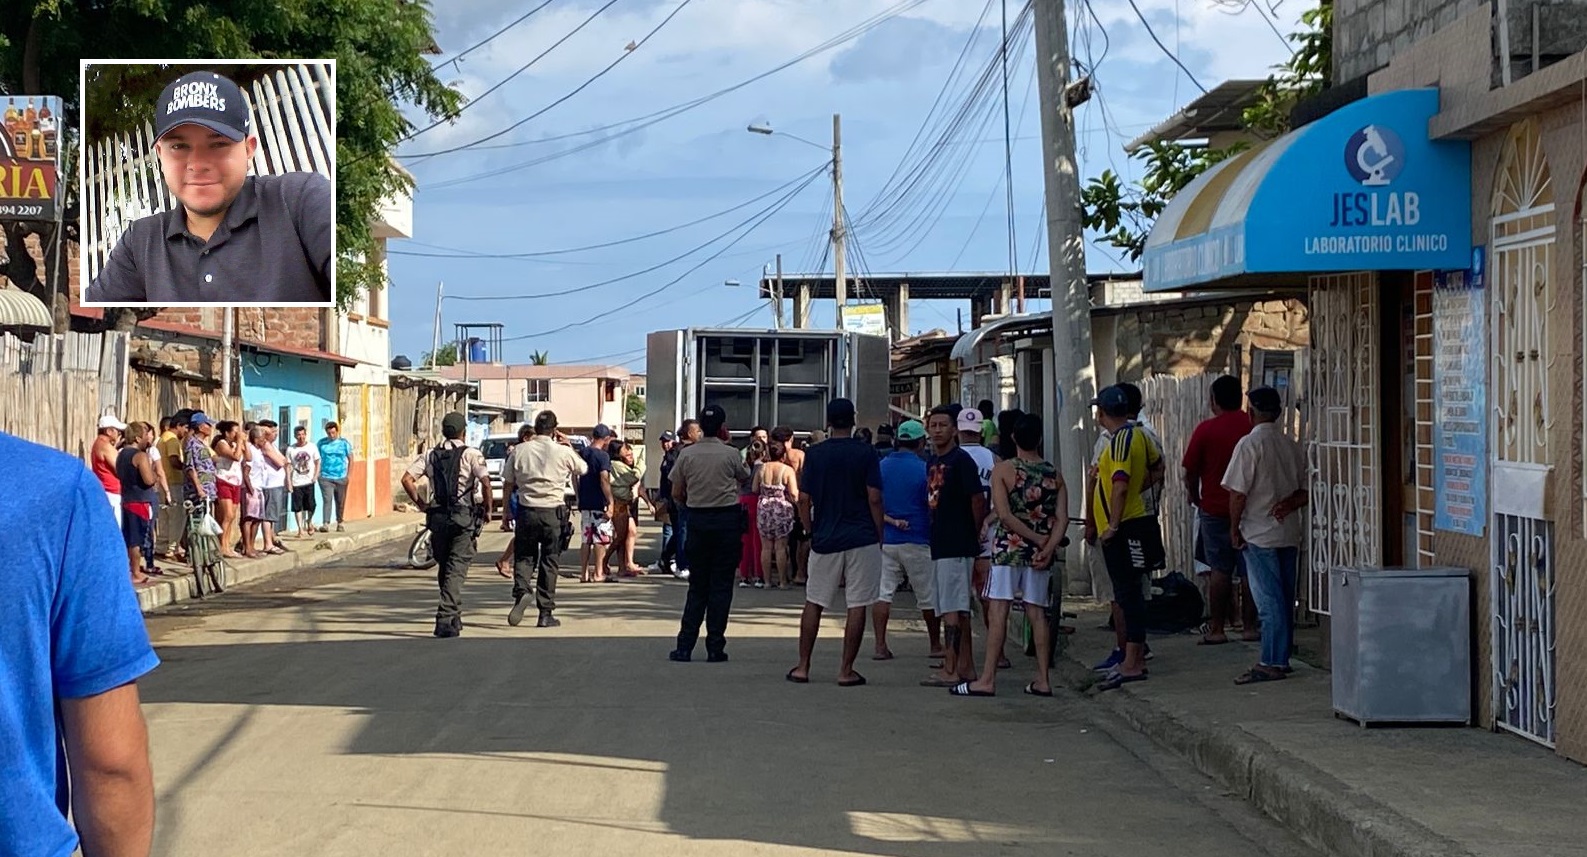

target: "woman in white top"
[211,420,247,558]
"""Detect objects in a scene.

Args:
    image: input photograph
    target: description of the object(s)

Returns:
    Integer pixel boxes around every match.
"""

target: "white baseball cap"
[98,414,127,431]
[956,408,983,433]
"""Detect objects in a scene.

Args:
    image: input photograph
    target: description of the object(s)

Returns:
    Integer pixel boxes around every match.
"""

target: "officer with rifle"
[402,412,494,638]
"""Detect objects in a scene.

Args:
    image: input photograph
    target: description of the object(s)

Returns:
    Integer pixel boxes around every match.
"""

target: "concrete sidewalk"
[1058,613,1587,857]
[135,513,423,613]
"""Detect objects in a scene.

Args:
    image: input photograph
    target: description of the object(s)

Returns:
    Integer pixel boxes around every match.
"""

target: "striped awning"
[1141,89,1473,292]
[0,288,51,328]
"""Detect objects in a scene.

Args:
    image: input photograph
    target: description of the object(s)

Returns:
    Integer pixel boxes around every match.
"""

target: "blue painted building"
[239,346,343,438]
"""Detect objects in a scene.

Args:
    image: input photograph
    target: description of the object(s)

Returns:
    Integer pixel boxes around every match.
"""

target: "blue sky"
[389,0,1305,370]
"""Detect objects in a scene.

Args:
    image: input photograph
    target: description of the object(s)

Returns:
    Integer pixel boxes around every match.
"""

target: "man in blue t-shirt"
[316,421,354,531]
[786,399,884,688]
[1,431,160,857]
[871,419,942,661]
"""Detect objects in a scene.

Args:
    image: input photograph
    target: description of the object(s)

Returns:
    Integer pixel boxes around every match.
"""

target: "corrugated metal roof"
[0,288,51,328]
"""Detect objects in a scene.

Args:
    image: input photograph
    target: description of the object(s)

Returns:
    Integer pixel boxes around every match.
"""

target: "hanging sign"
[1432,247,1487,536]
[0,95,61,221]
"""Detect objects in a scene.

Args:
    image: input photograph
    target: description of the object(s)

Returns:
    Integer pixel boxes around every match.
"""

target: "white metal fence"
[81,62,335,283]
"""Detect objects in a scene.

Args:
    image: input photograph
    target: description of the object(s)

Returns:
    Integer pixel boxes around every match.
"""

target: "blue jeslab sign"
[1245,88,1470,273]
[1142,88,1472,291]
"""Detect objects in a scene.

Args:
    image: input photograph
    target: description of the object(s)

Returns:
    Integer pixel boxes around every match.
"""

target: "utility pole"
[428,280,444,369]
[774,253,786,329]
[1033,0,1097,575]
[830,113,847,330]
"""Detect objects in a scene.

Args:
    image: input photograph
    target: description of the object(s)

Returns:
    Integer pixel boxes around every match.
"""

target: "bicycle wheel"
[409,529,437,570]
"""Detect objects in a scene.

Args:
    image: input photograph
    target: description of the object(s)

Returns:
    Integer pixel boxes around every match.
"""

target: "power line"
[409,0,929,188]
[494,170,817,341]
[442,167,825,302]
[1125,0,1206,93]
[431,0,558,72]
[404,0,624,147]
[999,0,1018,280]
[408,0,697,159]
[389,162,827,260]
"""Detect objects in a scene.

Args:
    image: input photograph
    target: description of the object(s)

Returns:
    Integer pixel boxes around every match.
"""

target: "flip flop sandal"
[996,657,1013,670]
[919,676,957,688]
[949,681,994,697]
[871,652,895,661]
[1097,672,1148,691]
[1022,683,1053,697]
[1234,668,1287,685]
[838,673,867,688]
[785,668,809,684]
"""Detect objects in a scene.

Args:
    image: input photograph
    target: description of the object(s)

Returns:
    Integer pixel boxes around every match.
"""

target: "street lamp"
[748,115,847,329]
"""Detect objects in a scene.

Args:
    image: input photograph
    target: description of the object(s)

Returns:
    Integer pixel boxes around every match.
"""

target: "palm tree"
[530,350,550,365]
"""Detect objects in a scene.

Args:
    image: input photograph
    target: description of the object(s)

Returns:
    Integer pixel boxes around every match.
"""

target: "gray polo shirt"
[85,172,332,304]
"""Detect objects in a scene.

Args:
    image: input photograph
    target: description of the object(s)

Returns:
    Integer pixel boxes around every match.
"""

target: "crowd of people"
[87,409,356,584]
[403,377,1307,693]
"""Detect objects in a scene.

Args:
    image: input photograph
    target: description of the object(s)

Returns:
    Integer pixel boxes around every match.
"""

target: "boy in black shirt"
[922,405,986,687]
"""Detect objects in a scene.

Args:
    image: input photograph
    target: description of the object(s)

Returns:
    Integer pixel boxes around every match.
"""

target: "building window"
[524,379,549,404]
[369,280,386,321]
[605,380,618,403]
[634,384,646,398]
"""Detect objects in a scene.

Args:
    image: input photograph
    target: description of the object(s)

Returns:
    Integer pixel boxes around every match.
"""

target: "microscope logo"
[1344,124,1406,186]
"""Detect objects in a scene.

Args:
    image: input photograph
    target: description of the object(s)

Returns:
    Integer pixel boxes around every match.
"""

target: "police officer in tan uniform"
[402,412,493,638]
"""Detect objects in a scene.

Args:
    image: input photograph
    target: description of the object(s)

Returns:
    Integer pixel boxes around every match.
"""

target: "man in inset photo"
[83,68,332,304]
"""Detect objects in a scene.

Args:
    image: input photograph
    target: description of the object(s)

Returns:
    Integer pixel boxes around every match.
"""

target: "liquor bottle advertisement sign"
[0,95,62,221]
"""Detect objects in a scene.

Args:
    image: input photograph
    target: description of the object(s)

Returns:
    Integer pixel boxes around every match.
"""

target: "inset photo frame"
[79,59,337,308]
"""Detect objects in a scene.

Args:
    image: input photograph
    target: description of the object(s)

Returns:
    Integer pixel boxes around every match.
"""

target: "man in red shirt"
[1181,375,1260,644]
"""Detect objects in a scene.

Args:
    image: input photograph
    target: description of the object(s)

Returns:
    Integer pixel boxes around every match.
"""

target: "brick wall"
[1112,298,1310,382]
[1333,0,1486,83]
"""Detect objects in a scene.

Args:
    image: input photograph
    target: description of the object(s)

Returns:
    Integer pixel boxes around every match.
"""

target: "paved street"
[142,531,1318,857]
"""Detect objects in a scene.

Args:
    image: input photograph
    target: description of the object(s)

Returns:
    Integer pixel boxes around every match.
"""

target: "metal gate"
[1305,272,1382,614]
[1489,119,1557,746]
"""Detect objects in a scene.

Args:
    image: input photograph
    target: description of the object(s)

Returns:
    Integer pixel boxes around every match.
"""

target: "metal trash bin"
[1330,566,1471,725]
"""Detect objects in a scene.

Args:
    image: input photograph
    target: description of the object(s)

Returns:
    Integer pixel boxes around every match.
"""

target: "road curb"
[1055,655,1476,857]
[137,518,422,614]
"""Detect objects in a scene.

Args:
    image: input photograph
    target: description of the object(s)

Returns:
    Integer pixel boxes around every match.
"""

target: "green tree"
[422,341,458,368]
[625,393,645,424]
[530,350,550,366]
[0,0,463,325]
[1079,0,1332,262]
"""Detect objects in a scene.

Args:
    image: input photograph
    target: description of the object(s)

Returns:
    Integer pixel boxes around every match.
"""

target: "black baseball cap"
[441,412,467,437]
[592,424,615,439]
[1247,386,1283,414]
[1091,385,1130,417]
[155,71,251,142]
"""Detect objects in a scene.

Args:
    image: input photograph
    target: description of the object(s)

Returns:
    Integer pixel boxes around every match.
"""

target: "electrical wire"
[410,0,930,189]
[442,167,824,302]
[998,0,1018,281]
[1125,0,1206,93]
[404,0,624,146]
[432,0,558,72]
[408,0,696,158]
[389,162,827,260]
[493,169,818,341]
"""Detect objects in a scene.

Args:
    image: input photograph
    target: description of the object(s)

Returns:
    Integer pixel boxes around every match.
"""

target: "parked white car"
[481,433,582,509]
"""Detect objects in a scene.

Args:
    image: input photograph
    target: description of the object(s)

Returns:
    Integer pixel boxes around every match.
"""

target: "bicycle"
[408,525,437,570]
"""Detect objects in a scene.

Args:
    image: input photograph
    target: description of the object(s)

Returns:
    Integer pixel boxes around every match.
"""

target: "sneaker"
[1092,649,1124,672]
[507,595,529,627]
[336,523,346,532]
[668,648,692,662]
[753,580,765,589]
[1144,644,1155,661]
[738,580,750,588]
[673,567,691,581]
[536,612,561,629]
[707,651,729,663]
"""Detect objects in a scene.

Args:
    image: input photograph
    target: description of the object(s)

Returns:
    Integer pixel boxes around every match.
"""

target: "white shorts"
[982,565,1053,607]
[807,545,883,610]
[932,556,975,615]
[879,543,935,606]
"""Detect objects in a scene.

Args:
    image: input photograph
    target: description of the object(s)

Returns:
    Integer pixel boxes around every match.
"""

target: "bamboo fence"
[1,331,129,457]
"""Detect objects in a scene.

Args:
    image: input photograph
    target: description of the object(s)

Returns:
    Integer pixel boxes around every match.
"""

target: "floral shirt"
[992,458,1060,567]
[184,434,218,502]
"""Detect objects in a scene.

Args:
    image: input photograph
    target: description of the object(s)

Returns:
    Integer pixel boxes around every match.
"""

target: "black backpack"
[426,444,479,530]
[1145,571,1206,635]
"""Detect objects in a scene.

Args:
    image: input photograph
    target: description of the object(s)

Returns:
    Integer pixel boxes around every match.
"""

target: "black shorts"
[789,515,807,544]
[292,484,317,513]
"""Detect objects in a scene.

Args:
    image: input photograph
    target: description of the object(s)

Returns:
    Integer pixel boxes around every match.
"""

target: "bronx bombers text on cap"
[155,71,251,142]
